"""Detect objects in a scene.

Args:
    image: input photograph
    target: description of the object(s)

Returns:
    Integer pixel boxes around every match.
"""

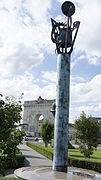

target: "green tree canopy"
[0,94,25,175]
[41,120,54,147]
[74,111,99,158]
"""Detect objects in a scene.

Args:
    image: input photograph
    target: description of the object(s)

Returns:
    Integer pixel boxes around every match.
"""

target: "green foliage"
[68,158,101,173]
[0,177,20,180]
[6,152,25,169]
[0,94,25,175]
[41,120,54,147]
[74,111,99,159]
[0,177,21,180]
[27,141,53,160]
[68,148,101,162]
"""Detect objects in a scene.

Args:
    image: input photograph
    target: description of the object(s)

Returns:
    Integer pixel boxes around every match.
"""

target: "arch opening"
[34,114,44,137]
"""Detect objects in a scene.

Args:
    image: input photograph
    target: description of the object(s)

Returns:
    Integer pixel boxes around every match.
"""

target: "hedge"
[26,142,53,160]
[27,141,101,173]
[7,154,25,169]
[68,158,101,173]
[0,154,25,170]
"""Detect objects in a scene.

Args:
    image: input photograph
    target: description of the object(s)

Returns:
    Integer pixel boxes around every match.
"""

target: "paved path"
[19,142,52,167]
[5,141,52,178]
[14,142,53,179]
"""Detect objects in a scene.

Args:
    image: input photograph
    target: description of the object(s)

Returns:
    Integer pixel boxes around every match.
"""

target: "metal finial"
[51,1,80,54]
[61,1,75,17]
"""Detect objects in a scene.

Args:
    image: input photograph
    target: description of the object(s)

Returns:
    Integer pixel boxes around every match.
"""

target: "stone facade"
[68,123,75,140]
[23,96,76,139]
[23,96,55,136]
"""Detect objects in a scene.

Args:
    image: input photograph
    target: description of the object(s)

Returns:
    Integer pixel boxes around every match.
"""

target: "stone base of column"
[53,165,67,172]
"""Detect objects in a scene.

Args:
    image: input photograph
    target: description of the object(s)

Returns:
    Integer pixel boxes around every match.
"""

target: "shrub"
[7,154,25,169]
[0,94,25,175]
[68,158,101,173]
[26,141,53,160]
[0,153,25,176]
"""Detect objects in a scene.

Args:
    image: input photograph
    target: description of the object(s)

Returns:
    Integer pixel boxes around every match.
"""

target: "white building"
[22,96,75,140]
[23,96,55,136]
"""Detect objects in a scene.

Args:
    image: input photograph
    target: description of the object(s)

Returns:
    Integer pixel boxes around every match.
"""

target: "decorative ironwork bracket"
[51,18,80,54]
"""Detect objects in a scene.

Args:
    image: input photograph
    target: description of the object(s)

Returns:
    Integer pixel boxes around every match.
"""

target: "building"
[68,123,75,140]
[23,96,55,136]
[22,96,75,139]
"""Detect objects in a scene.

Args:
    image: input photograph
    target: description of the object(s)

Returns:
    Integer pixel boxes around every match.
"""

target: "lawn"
[0,177,20,180]
[68,148,101,162]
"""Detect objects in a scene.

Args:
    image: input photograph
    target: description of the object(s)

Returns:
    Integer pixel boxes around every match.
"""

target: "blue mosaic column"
[53,53,70,172]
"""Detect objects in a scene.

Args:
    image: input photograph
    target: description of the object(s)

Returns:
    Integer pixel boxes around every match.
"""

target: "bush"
[7,154,25,169]
[26,141,53,160]
[68,158,101,173]
[0,94,25,175]
[0,153,25,176]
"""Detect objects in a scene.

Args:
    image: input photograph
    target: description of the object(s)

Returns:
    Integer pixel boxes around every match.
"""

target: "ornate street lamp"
[51,1,80,172]
[51,1,80,54]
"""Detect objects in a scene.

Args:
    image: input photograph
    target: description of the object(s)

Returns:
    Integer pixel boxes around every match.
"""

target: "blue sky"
[0,0,101,122]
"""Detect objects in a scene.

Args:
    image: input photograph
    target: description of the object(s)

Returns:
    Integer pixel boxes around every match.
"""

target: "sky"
[0,0,101,123]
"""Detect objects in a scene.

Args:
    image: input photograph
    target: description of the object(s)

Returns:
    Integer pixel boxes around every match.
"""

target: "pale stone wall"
[23,96,55,136]
[23,96,77,139]
[68,124,75,140]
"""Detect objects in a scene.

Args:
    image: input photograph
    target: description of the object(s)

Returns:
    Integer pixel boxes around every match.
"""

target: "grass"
[0,177,21,180]
[68,148,101,162]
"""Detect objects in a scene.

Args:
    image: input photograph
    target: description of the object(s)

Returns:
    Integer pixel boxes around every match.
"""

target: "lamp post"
[51,1,80,172]
[50,102,56,118]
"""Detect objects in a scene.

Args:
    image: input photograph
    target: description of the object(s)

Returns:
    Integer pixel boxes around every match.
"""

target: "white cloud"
[71,75,86,85]
[71,74,101,103]
[42,84,56,99]
[23,0,51,23]
[70,102,101,123]
[0,0,53,77]
[41,71,57,83]
[0,42,44,77]
[0,71,56,101]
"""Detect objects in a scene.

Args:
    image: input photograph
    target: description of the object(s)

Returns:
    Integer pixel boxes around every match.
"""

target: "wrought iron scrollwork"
[51,18,80,54]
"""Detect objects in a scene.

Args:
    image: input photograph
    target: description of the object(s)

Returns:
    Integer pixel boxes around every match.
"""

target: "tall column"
[53,53,70,172]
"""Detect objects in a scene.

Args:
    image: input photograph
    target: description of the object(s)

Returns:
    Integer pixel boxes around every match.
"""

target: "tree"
[74,111,99,158]
[0,94,25,175]
[41,120,54,147]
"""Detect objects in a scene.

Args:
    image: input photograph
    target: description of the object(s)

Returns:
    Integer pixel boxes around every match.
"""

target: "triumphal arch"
[23,96,55,136]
